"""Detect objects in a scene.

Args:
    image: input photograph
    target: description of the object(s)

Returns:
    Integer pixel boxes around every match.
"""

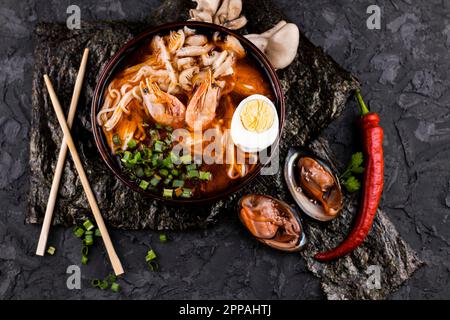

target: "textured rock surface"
[0,0,449,300]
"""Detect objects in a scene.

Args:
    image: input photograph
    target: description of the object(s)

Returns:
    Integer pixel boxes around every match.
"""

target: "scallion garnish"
[110,282,121,292]
[199,171,212,181]
[139,180,149,190]
[172,179,184,188]
[181,188,193,198]
[83,219,94,231]
[95,228,101,237]
[150,175,162,186]
[187,170,199,179]
[135,166,144,178]
[159,234,167,242]
[82,245,89,256]
[73,226,85,238]
[159,168,169,177]
[180,154,192,164]
[163,188,173,198]
[47,246,56,255]
[146,249,157,262]
[81,255,88,265]
[127,139,137,149]
[186,163,197,171]
[154,141,164,152]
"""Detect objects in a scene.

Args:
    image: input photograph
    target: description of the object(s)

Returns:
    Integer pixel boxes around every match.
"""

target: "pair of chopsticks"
[36,48,124,276]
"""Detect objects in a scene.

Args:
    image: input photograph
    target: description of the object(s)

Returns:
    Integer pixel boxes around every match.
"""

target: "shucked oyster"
[284,148,343,221]
[238,194,307,252]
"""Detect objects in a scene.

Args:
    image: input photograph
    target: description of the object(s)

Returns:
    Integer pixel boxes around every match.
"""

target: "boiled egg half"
[230,94,279,153]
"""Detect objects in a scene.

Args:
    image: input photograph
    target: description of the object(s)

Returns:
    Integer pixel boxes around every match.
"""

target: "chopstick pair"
[36,48,124,276]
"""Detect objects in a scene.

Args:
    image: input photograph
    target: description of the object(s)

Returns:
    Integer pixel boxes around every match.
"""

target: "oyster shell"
[238,194,307,252]
[284,147,343,221]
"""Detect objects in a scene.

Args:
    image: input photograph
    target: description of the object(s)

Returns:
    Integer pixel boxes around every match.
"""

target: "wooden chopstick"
[36,48,89,257]
[43,75,124,276]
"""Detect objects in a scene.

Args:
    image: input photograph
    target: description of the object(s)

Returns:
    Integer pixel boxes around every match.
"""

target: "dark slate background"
[1,0,449,299]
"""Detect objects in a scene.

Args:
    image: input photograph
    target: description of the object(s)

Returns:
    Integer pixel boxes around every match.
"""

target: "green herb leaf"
[343,176,361,193]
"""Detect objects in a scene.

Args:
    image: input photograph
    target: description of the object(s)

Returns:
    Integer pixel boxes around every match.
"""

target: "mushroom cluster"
[245,21,299,70]
[189,0,248,30]
[188,1,300,70]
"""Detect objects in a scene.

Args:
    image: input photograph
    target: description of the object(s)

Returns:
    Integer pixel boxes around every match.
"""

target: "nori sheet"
[28,0,422,299]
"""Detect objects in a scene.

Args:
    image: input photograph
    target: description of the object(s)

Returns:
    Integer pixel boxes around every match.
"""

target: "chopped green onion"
[159,234,168,242]
[47,246,56,255]
[155,123,163,129]
[146,249,157,262]
[159,168,169,177]
[180,154,192,164]
[83,219,94,231]
[127,139,137,149]
[95,228,101,237]
[187,170,199,179]
[85,230,94,235]
[110,282,121,292]
[81,245,89,256]
[162,156,174,169]
[150,175,162,186]
[84,235,94,246]
[107,274,117,284]
[81,255,88,265]
[139,180,149,190]
[154,141,164,152]
[112,134,121,146]
[144,167,153,177]
[171,169,179,176]
[199,171,212,181]
[135,166,144,178]
[91,279,101,287]
[73,226,85,238]
[163,178,172,185]
[122,151,132,162]
[99,280,109,290]
[172,179,184,188]
[163,188,173,198]
[186,163,197,171]
[181,188,193,198]
[148,261,159,271]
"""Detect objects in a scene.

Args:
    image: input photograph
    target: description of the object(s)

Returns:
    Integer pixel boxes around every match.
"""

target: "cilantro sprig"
[340,152,364,193]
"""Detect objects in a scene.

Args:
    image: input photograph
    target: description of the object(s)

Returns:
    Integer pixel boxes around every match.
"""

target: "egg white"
[230,94,279,153]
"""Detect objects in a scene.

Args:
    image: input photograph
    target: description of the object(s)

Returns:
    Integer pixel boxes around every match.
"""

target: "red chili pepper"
[314,90,384,261]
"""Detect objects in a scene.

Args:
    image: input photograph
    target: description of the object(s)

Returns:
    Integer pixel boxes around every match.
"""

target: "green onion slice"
[73,226,85,238]
[83,219,95,231]
[47,246,56,255]
[110,282,121,292]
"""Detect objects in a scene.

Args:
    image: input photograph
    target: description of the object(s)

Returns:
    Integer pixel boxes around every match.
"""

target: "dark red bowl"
[91,21,285,205]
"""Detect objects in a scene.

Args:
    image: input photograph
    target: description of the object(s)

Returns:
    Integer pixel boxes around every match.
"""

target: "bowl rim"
[91,21,286,205]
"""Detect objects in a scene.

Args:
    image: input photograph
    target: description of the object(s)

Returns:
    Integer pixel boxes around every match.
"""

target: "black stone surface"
[0,0,449,299]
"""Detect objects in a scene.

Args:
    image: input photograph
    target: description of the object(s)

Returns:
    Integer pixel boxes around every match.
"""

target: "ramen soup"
[97,27,275,198]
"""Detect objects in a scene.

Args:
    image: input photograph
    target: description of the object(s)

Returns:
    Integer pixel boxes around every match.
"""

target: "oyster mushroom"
[284,148,344,221]
[238,194,307,252]
[245,20,299,69]
[189,0,247,30]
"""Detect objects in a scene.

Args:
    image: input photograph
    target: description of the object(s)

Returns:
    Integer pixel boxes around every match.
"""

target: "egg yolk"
[240,99,274,132]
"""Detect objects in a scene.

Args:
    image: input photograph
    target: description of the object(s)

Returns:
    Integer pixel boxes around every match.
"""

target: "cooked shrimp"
[167,29,185,54]
[186,69,221,130]
[140,78,186,127]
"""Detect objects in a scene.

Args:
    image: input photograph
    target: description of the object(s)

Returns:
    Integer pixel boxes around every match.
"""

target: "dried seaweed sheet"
[27,0,422,299]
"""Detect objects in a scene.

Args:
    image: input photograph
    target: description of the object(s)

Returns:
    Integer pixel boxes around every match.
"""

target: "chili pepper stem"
[355,90,370,115]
